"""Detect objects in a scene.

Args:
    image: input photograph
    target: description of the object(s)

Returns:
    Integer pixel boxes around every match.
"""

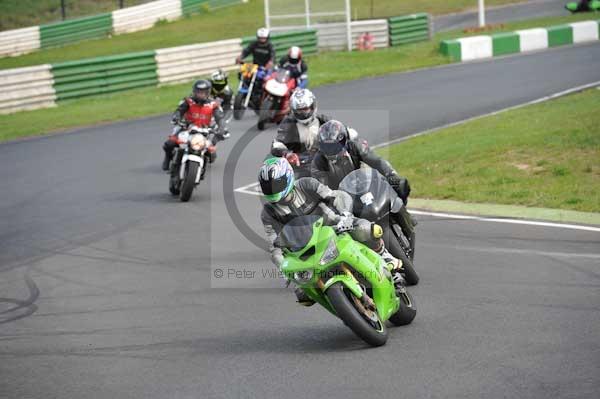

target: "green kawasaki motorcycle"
[278,215,416,347]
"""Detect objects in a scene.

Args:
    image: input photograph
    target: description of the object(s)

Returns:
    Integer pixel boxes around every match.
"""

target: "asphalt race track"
[434,0,569,32]
[1,44,599,399]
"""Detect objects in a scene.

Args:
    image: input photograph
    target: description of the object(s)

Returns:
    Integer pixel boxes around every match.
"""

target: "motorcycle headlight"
[319,239,339,265]
[293,270,314,284]
[190,135,206,151]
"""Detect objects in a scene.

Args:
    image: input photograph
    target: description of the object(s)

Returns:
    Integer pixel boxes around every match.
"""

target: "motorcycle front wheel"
[384,223,419,286]
[326,282,388,347]
[388,286,417,326]
[233,93,246,120]
[179,161,199,202]
[257,97,274,130]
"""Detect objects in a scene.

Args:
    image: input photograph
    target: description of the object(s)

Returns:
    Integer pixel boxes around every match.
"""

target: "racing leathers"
[270,114,331,176]
[163,96,227,168]
[278,55,308,88]
[311,138,411,200]
[261,177,381,268]
[239,40,276,68]
[211,85,233,122]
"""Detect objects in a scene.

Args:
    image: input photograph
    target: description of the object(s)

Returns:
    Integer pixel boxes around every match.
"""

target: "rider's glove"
[285,152,300,167]
[335,212,355,233]
[387,175,411,203]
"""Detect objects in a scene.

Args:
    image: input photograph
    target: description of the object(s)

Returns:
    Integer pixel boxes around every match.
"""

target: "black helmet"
[192,79,211,102]
[318,120,348,156]
[210,69,228,93]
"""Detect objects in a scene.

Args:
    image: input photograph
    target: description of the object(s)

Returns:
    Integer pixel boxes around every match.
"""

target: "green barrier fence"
[242,30,318,59]
[52,51,158,101]
[388,13,430,46]
[40,13,113,49]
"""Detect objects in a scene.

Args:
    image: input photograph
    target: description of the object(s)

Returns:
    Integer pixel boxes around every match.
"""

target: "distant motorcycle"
[339,168,419,285]
[168,125,216,202]
[565,0,600,12]
[257,67,297,131]
[233,63,269,120]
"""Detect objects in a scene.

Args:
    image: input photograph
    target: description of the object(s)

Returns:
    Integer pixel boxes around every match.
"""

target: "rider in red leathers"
[162,80,228,170]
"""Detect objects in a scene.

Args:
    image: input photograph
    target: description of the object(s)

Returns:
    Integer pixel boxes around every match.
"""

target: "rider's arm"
[298,177,353,218]
[348,139,411,201]
[172,98,189,124]
[348,139,396,177]
[309,153,330,187]
[270,118,295,156]
[261,208,285,268]
[239,41,256,61]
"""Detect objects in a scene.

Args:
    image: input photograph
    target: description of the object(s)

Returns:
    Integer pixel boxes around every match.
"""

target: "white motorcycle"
[168,125,216,202]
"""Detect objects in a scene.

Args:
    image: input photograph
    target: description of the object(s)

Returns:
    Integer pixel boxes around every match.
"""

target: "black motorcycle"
[339,168,419,285]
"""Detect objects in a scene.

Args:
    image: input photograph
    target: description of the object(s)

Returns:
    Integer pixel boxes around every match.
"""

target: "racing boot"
[162,141,175,171]
[294,287,315,307]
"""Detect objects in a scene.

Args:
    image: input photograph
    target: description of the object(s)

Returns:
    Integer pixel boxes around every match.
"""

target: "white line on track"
[234,81,600,233]
[421,243,600,260]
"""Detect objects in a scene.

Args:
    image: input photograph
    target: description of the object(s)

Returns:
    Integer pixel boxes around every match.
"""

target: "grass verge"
[377,89,600,213]
[0,13,596,142]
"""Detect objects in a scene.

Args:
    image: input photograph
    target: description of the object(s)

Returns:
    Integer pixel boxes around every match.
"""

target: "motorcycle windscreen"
[265,79,289,97]
[277,215,321,252]
[339,168,397,220]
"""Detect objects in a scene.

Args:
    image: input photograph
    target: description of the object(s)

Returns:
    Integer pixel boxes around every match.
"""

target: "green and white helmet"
[258,157,295,203]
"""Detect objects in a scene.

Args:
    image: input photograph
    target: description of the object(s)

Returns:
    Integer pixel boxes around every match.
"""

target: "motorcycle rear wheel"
[326,282,388,347]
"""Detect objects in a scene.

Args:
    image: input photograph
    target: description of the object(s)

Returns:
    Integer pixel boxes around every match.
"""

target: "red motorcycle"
[257,67,297,130]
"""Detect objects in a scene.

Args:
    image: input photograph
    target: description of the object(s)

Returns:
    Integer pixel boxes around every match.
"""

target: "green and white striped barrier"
[441,20,600,62]
[0,0,245,58]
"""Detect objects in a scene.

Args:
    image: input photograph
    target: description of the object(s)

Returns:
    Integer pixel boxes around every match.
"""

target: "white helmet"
[290,89,316,125]
[257,28,270,40]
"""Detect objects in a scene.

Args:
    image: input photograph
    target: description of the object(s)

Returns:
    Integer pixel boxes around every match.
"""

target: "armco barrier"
[51,51,158,100]
[155,38,242,84]
[242,30,318,57]
[0,27,40,57]
[441,20,600,61]
[112,0,182,35]
[40,13,113,49]
[388,13,430,46]
[0,65,56,114]
[0,0,246,58]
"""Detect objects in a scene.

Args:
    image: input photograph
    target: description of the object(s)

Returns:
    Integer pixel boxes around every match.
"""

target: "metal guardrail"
[388,13,431,46]
[0,27,40,57]
[40,13,113,49]
[112,0,182,34]
[0,65,56,114]
[51,51,158,100]
[155,38,242,84]
[0,0,245,57]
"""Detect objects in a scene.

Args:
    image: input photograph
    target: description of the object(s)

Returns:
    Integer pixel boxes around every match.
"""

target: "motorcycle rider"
[278,46,308,89]
[209,69,233,122]
[312,120,411,198]
[236,27,275,68]
[311,120,416,248]
[162,79,228,171]
[259,157,404,306]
